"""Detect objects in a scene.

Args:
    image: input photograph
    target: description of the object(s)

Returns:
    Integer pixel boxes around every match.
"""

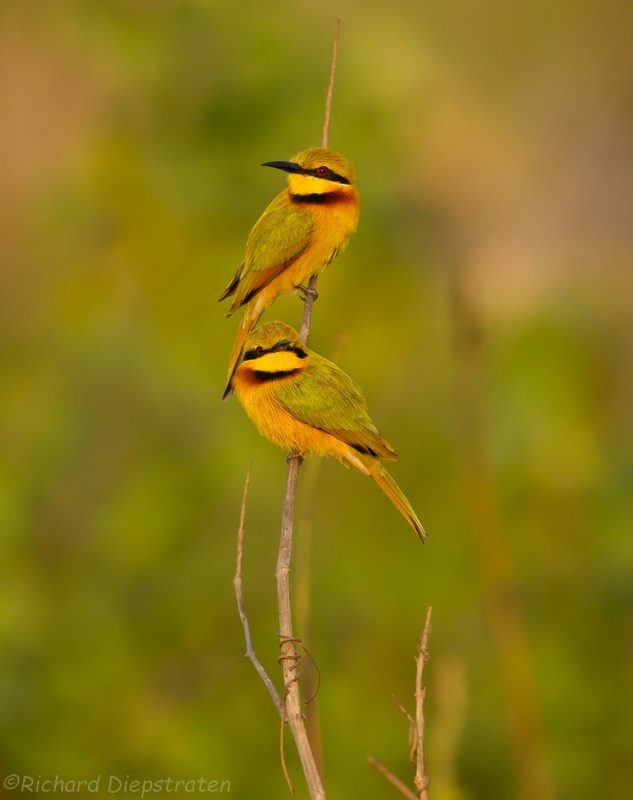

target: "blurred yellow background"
[1,1,631,798]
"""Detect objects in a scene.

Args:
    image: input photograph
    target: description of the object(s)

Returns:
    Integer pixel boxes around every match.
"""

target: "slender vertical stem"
[234,469,283,716]
[277,455,325,799]
[321,18,341,149]
[274,20,343,800]
[368,609,433,799]
[295,457,325,771]
[414,607,433,799]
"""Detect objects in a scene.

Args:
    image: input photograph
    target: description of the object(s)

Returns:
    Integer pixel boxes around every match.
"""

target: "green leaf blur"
[1,1,631,798]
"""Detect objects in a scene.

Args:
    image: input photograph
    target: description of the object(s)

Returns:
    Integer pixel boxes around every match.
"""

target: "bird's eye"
[315,166,330,177]
[243,345,265,361]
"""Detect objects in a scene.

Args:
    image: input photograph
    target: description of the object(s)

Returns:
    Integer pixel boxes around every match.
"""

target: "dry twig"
[321,17,341,149]
[273,19,342,800]
[370,607,433,800]
[413,607,433,799]
[234,20,343,799]
[367,757,419,800]
[233,469,283,716]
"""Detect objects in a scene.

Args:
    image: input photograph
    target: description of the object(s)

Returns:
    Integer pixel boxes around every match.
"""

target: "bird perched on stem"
[219,147,360,398]
[228,321,425,540]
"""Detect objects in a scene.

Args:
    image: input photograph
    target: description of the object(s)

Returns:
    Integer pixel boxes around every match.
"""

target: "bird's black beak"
[260,160,304,174]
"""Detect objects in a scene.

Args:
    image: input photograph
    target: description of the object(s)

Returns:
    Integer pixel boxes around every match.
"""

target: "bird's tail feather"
[223,316,255,399]
[370,464,426,541]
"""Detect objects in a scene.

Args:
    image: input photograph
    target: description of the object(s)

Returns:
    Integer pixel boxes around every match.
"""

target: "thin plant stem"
[274,19,343,800]
[367,757,419,800]
[234,469,283,716]
[321,18,341,149]
[370,608,434,799]
[414,607,433,799]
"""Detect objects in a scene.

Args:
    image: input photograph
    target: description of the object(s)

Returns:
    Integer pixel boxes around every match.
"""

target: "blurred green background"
[1,1,631,798]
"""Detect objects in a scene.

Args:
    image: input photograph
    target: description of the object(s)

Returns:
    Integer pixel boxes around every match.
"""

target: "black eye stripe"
[306,167,350,185]
[243,341,308,361]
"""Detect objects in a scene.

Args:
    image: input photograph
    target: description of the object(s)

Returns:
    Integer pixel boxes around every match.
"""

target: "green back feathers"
[245,322,398,461]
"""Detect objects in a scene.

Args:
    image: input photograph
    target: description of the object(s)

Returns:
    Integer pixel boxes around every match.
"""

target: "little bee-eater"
[220,147,360,397]
[228,321,426,540]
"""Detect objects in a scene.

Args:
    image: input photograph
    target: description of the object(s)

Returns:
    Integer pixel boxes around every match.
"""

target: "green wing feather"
[275,356,398,461]
[226,192,315,310]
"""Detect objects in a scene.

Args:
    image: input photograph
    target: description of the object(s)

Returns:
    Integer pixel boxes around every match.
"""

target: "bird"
[219,147,360,398]
[229,321,425,540]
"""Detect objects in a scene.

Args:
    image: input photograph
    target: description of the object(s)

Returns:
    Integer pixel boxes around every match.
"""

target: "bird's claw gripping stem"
[296,283,319,302]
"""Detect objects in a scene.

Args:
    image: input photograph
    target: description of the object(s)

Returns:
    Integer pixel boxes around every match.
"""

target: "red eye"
[316,166,330,177]
[255,346,264,356]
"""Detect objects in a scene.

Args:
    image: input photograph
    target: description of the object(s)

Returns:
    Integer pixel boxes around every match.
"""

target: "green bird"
[228,321,425,539]
[219,147,360,397]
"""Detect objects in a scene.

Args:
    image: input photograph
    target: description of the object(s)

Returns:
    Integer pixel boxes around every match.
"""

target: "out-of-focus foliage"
[1,1,631,798]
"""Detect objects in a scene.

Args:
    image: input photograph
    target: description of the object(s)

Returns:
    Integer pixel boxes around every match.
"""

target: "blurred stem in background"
[451,263,554,800]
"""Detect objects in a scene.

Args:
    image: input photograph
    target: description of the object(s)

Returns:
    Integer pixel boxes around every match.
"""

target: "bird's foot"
[296,283,319,302]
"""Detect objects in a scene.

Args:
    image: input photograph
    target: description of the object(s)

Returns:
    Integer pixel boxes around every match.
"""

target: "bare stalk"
[295,458,326,772]
[321,18,341,149]
[370,608,433,799]
[414,607,433,799]
[297,16,341,347]
[273,19,342,800]
[234,469,283,716]
[277,454,325,799]
[367,757,419,800]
